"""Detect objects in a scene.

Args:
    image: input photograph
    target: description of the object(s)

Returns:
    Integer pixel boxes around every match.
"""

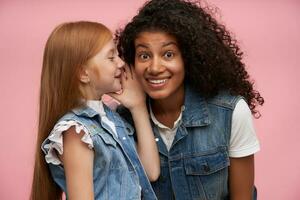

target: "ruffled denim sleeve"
[41,120,94,165]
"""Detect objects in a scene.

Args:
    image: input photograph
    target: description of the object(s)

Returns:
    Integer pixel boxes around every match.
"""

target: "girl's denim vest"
[118,86,257,200]
[42,104,157,200]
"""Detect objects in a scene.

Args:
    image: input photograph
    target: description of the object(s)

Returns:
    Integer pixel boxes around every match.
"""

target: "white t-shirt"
[150,99,260,158]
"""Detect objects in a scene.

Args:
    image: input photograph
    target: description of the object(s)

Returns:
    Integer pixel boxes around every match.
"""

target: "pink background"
[1,0,299,199]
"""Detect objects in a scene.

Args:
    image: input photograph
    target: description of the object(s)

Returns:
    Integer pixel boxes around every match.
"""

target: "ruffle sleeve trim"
[42,120,93,165]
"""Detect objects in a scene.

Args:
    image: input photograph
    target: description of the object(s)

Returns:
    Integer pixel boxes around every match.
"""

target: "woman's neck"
[151,86,185,128]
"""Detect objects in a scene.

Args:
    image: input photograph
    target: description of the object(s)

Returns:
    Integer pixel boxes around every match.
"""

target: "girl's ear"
[78,66,90,84]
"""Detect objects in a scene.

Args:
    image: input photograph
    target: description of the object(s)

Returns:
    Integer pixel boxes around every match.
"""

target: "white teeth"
[148,79,167,84]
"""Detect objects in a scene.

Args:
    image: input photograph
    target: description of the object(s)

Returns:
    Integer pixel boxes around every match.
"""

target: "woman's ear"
[78,66,90,84]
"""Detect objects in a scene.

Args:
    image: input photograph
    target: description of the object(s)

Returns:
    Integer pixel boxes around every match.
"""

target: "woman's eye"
[108,56,115,61]
[164,51,174,59]
[138,53,150,60]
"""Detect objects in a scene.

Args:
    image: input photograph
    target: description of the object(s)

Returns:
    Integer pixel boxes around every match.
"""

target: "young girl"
[31,21,159,200]
[117,0,264,199]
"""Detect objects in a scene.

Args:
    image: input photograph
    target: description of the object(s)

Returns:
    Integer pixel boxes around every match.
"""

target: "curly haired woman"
[117,0,264,199]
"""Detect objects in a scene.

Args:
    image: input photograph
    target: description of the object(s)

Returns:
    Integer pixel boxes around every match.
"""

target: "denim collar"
[181,85,211,127]
[72,103,126,129]
[148,85,211,157]
[147,85,211,128]
[72,105,99,118]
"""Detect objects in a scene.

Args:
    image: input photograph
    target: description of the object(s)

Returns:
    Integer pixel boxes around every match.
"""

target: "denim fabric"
[43,104,157,200]
[118,86,257,200]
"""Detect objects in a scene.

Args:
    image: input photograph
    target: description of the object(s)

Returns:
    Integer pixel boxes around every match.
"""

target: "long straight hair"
[30,21,112,200]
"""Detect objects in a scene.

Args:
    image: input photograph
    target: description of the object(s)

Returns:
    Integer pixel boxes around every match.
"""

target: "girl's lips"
[114,70,122,78]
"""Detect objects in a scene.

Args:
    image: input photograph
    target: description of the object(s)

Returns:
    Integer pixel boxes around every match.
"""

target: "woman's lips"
[146,78,169,89]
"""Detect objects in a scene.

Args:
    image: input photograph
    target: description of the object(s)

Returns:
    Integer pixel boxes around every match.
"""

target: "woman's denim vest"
[42,104,157,200]
[118,86,257,200]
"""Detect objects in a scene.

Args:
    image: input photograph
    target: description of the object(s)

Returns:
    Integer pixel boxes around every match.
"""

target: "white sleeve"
[42,120,94,165]
[229,99,260,158]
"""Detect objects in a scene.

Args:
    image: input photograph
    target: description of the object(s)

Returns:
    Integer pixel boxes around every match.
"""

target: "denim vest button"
[126,127,131,132]
[181,105,185,111]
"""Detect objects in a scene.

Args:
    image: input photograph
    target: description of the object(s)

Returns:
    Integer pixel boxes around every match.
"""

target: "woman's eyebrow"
[162,41,178,47]
[135,43,149,49]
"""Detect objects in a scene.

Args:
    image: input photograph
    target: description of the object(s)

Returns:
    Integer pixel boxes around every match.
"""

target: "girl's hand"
[110,65,161,181]
[108,65,146,111]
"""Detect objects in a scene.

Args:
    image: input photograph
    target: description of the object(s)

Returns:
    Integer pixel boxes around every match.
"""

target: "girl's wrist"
[129,102,147,115]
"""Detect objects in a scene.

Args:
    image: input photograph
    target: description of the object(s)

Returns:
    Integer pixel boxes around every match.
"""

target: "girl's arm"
[129,102,160,181]
[109,66,160,181]
[229,155,255,200]
[61,127,94,200]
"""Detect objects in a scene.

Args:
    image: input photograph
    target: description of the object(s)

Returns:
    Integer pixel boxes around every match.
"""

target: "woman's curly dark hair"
[117,0,264,117]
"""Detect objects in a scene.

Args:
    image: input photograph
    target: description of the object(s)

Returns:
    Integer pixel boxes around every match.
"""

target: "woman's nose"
[147,56,164,74]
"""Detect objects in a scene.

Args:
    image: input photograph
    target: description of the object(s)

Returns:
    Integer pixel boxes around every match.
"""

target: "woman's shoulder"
[206,90,244,110]
[185,85,244,109]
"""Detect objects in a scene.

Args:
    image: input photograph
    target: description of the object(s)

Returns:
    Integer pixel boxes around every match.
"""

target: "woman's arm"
[110,66,160,181]
[61,127,94,200]
[229,99,260,199]
[229,155,255,200]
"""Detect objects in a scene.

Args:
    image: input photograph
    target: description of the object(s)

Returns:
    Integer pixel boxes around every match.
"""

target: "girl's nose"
[116,56,125,69]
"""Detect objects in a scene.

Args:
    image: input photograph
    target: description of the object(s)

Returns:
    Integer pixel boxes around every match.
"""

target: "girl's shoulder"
[42,119,94,166]
[56,107,105,137]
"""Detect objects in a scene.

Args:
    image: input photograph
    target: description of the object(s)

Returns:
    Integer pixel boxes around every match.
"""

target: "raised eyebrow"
[135,43,149,49]
[162,41,178,48]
